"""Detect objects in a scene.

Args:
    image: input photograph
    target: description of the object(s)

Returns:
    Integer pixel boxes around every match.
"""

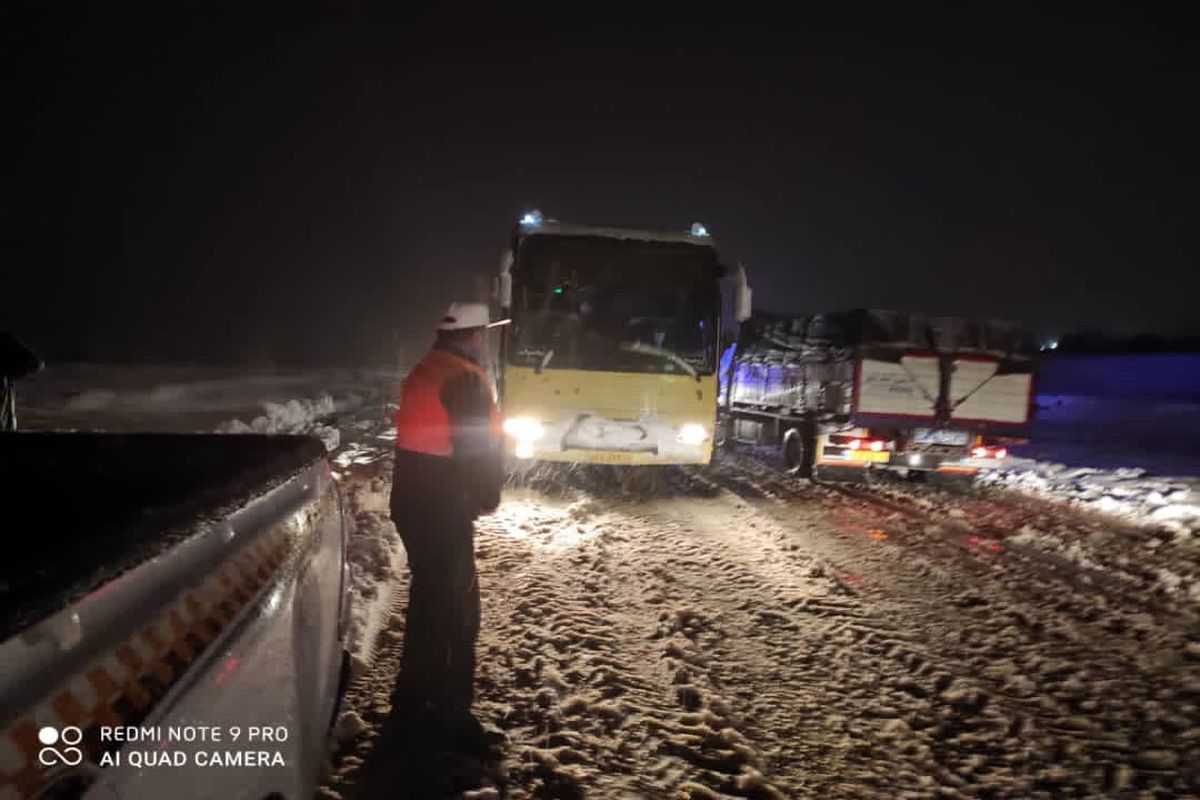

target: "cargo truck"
[723,310,1036,481]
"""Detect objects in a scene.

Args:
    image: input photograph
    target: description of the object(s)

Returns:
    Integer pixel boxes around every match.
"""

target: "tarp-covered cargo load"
[737,309,1036,359]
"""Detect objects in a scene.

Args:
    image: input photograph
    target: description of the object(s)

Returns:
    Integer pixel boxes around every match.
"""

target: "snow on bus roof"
[518,219,718,247]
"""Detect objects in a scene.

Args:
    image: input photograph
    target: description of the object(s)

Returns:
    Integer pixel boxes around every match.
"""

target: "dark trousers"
[392,507,480,716]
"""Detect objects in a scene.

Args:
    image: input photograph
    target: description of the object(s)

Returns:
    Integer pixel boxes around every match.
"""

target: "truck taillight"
[972,446,989,458]
[994,447,1008,459]
[869,440,885,452]
[972,445,1008,459]
[848,439,862,450]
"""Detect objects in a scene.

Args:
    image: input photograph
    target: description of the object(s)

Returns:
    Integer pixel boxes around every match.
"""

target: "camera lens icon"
[37,725,84,767]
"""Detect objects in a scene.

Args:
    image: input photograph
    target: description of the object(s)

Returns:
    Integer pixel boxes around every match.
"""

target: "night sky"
[7,4,1198,365]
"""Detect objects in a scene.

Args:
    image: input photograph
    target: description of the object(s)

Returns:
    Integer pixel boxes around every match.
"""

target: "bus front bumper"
[505,412,713,466]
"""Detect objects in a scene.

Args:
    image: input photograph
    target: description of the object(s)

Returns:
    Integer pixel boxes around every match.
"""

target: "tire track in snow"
[475,492,815,797]
[705,453,1200,797]
[477,486,1072,798]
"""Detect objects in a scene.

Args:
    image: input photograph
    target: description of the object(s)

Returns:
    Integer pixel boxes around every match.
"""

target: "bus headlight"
[503,417,545,442]
[678,423,709,446]
[514,442,535,459]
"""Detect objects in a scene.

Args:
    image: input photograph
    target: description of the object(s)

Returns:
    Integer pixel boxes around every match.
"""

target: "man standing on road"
[389,302,507,753]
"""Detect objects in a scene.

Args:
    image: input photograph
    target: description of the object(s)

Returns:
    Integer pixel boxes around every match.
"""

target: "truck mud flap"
[927,470,978,491]
[813,463,869,484]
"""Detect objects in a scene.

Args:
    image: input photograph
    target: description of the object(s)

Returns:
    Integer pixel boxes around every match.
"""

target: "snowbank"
[342,507,403,674]
[326,467,404,679]
[980,461,1200,539]
[216,396,341,451]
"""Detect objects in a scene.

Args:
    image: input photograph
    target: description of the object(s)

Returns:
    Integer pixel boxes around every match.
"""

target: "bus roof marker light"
[520,209,544,227]
[690,222,709,237]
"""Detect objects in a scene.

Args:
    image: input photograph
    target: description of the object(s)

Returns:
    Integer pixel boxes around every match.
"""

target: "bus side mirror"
[496,250,513,307]
[734,263,752,321]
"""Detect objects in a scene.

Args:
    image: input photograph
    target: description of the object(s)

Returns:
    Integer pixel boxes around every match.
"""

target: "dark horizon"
[7,5,1198,366]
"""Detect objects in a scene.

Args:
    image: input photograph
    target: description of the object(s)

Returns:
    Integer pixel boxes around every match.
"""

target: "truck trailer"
[723,309,1037,481]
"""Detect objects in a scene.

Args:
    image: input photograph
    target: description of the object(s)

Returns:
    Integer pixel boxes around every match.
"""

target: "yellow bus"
[494,211,750,466]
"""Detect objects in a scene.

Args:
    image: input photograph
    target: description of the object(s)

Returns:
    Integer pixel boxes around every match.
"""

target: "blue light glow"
[690,222,709,237]
[520,209,544,227]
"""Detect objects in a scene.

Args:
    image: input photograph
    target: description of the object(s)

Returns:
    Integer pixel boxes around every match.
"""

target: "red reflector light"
[869,440,885,452]
[848,439,862,450]
[994,447,1008,459]
[972,446,989,458]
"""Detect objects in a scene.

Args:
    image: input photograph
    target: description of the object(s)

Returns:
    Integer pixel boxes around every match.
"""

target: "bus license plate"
[848,450,890,463]
[587,451,635,465]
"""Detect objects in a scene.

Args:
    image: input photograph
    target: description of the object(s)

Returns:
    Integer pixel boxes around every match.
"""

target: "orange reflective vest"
[394,347,502,457]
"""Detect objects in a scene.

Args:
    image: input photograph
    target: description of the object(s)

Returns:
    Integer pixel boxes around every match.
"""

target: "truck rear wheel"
[782,426,815,477]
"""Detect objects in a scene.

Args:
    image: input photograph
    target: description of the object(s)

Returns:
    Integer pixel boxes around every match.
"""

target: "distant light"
[690,222,709,237]
[553,286,564,295]
[1040,337,1059,352]
[520,209,544,227]
[908,453,923,466]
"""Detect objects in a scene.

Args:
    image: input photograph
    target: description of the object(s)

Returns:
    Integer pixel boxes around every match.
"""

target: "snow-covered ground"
[329,466,1200,798]
[19,363,395,438]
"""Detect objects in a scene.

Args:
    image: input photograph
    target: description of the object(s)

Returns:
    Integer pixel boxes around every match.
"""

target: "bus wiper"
[619,341,698,379]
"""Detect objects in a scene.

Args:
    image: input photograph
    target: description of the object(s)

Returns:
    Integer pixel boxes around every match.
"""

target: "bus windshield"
[508,235,720,375]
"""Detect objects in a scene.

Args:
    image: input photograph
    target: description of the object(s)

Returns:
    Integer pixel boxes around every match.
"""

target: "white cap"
[437,301,511,331]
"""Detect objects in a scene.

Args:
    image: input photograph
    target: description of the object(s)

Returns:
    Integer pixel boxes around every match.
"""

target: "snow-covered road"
[326,456,1200,799]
